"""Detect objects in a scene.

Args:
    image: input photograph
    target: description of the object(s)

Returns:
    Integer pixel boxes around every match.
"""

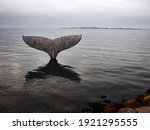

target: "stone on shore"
[104,103,120,113]
[122,99,142,108]
[144,95,150,102]
[135,106,150,113]
[118,108,136,113]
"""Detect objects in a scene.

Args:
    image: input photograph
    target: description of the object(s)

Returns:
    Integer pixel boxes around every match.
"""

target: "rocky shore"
[104,89,150,113]
[81,89,150,113]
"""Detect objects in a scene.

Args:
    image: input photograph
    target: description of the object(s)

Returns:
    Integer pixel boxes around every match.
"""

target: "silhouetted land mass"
[61,27,149,30]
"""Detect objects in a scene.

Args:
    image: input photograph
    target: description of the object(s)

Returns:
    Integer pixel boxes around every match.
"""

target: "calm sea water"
[0,28,150,112]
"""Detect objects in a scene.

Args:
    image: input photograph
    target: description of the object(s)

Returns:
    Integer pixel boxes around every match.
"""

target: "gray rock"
[135,106,150,113]
[22,35,82,60]
[118,108,136,113]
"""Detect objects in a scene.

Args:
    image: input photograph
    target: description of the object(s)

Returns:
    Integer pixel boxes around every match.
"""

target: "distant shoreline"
[0,27,149,30]
[61,27,150,30]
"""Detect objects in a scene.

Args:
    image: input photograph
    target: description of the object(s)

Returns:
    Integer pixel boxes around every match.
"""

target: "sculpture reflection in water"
[13,60,82,112]
[25,59,81,82]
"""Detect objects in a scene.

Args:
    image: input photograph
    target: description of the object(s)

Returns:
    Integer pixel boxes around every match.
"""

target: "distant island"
[61,27,149,30]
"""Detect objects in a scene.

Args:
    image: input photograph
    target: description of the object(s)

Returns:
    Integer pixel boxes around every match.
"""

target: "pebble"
[104,107,118,113]
[118,108,136,113]
[144,95,150,102]
[123,99,136,108]
[104,103,120,113]
[135,106,150,113]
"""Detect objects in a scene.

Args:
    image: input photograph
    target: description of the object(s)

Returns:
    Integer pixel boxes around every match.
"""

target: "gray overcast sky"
[0,0,150,28]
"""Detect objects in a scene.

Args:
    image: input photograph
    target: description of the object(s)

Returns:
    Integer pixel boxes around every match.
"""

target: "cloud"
[0,0,150,28]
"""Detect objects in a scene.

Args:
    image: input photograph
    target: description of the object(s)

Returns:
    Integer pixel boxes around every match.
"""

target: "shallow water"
[0,28,150,112]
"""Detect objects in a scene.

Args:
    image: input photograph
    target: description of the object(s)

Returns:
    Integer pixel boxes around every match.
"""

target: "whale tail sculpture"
[22,34,82,60]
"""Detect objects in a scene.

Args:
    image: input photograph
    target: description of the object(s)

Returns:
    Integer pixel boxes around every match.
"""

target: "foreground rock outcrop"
[103,89,150,113]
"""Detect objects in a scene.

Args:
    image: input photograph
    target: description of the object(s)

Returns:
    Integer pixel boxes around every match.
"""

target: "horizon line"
[0,26,150,30]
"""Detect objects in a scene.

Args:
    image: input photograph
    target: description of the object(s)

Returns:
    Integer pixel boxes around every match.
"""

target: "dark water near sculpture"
[0,28,150,112]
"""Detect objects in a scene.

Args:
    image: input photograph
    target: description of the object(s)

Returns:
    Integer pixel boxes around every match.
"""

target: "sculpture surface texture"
[22,35,82,60]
